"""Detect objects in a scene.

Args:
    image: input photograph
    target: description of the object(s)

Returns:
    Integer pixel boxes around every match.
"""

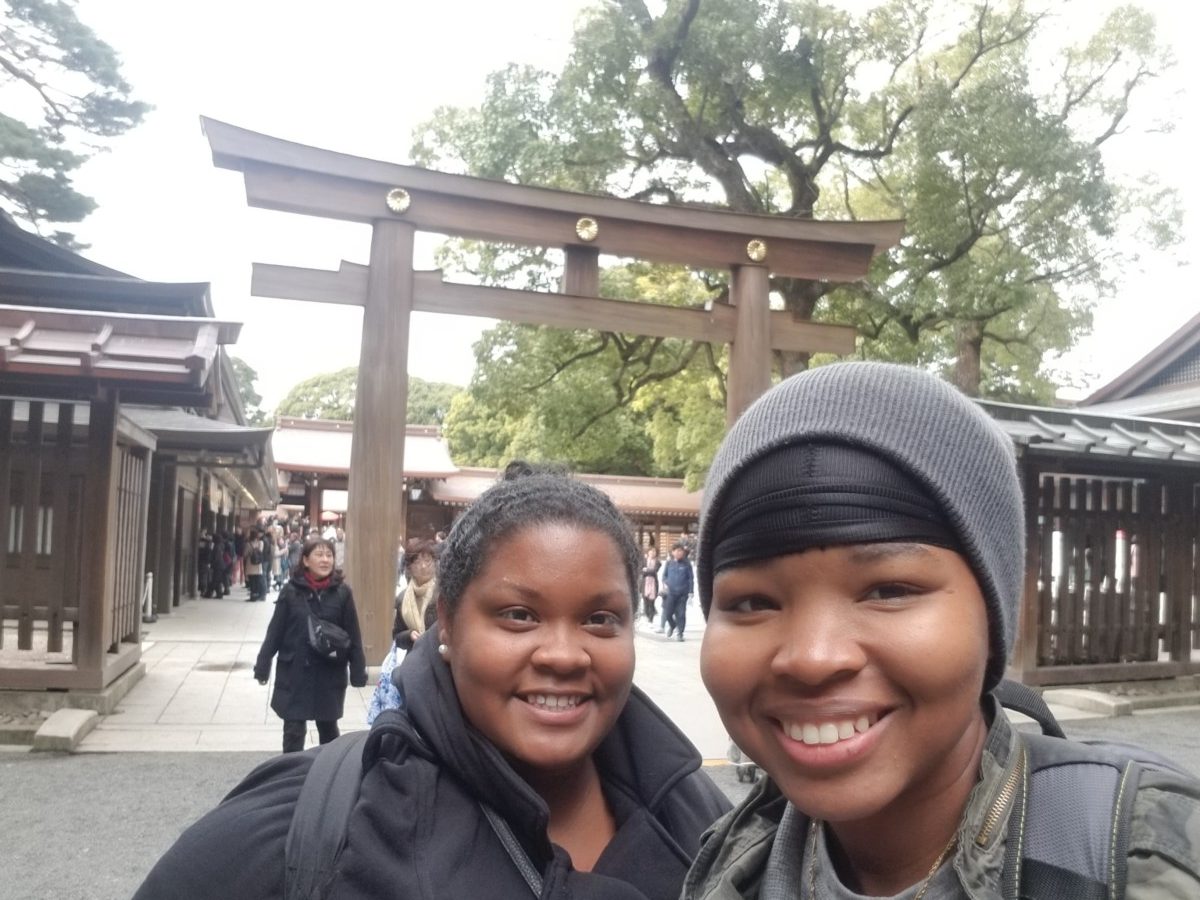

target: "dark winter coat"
[210,538,230,576]
[134,636,731,900]
[253,570,368,721]
[661,557,694,597]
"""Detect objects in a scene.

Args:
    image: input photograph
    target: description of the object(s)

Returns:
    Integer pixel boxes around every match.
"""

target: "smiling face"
[701,542,989,828]
[302,543,335,579]
[439,522,635,781]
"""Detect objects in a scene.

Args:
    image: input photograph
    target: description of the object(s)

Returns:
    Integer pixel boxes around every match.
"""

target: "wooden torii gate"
[202,118,903,659]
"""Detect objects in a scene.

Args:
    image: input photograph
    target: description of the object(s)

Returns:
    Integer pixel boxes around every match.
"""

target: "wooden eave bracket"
[1,318,36,368]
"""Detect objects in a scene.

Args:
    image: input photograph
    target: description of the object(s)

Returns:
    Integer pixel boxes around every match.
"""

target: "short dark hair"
[436,461,640,618]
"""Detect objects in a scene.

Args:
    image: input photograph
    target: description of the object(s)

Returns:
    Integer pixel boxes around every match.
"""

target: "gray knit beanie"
[697,361,1024,692]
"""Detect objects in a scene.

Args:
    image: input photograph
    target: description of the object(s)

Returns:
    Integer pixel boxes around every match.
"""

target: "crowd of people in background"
[636,534,699,641]
[196,514,342,604]
[199,513,697,631]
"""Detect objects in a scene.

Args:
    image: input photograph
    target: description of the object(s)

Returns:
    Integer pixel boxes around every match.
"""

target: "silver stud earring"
[437,643,448,656]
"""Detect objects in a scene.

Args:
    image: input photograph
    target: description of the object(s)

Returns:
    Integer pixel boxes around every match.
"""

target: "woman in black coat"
[254,535,368,753]
[134,464,729,900]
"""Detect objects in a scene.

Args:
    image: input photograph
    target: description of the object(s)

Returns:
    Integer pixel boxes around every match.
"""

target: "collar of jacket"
[366,635,709,867]
[288,568,344,591]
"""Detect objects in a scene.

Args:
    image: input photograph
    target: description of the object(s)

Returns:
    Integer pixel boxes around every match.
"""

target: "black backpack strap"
[284,729,371,900]
[1004,731,1141,900]
[480,802,543,897]
[994,679,1066,738]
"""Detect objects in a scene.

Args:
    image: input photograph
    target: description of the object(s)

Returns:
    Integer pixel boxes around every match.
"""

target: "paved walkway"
[78,584,734,757]
[78,583,1106,758]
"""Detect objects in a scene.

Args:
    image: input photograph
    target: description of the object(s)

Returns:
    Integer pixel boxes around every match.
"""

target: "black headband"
[710,442,960,575]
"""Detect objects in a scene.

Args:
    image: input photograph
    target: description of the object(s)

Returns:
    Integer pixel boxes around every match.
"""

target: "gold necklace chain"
[805,819,957,900]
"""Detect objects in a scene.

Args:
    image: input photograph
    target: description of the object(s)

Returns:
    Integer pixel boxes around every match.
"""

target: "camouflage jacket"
[683,703,1200,899]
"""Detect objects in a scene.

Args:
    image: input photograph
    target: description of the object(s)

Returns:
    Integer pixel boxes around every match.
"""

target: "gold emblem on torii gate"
[575,217,599,242]
[385,188,411,214]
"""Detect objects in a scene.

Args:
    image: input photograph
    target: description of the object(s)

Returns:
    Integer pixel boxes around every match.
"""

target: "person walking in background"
[252,535,367,753]
[261,527,277,592]
[333,526,346,569]
[392,538,438,652]
[208,532,229,599]
[243,528,265,602]
[232,529,246,586]
[137,462,728,899]
[197,530,213,598]
[659,541,694,641]
[367,537,439,723]
[272,527,287,589]
[641,546,660,625]
[287,530,302,573]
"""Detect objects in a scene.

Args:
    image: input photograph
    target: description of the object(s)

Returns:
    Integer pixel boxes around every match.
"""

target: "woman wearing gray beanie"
[684,362,1200,900]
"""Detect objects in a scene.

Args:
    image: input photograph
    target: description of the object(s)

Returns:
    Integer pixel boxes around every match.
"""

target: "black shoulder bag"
[306,597,351,662]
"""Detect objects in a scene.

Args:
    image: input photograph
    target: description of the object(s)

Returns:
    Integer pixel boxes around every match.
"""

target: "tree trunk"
[775,277,829,378]
[953,321,984,397]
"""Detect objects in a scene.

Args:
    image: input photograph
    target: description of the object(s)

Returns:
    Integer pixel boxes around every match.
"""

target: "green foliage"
[228,355,270,426]
[442,263,729,481]
[415,0,1177,474]
[276,367,358,421]
[274,367,462,425]
[408,378,463,425]
[0,0,150,244]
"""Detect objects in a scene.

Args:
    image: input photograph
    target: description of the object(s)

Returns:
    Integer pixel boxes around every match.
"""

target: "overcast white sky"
[61,0,1199,409]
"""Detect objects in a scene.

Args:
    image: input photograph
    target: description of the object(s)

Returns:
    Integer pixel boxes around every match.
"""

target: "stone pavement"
[75,584,1102,759]
[76,584,734,756]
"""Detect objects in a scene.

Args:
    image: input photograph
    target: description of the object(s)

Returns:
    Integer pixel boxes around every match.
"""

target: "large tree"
[275,367,462,425]
[229,355,270,426]
[0,0,149,246]
[442,262,725,481]
[415,0,1177,466]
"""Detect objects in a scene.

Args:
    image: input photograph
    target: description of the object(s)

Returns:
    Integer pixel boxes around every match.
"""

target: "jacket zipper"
[976,743,1025,846]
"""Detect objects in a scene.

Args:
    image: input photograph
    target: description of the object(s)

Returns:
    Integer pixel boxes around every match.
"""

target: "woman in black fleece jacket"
[134,463,729,900]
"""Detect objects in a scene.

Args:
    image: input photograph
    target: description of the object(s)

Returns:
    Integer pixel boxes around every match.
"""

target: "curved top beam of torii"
[200,116,905,661]
[201,117,902,281]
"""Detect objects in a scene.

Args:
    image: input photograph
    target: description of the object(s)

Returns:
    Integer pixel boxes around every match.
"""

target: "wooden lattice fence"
[1018,467,1200,684]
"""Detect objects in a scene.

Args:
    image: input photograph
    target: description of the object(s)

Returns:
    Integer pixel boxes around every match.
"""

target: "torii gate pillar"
[345,219,414,659]
[727,264,772,424]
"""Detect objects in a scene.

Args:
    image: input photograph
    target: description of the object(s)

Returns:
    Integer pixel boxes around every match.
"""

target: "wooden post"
[1011,462,1043,682]
[346,219,415,662]
[306,479,320,527]
[146,459,165,611]
[1165,475,1192,662]
[563,246,600,297]
[726,265,772,425]
[154,463,179,615]
[133,444,154,640]
[77,397,119,686]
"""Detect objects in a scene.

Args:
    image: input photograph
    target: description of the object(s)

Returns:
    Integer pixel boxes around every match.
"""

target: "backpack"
[283,724,542,900]
[282,682,1194,900]
[249,547,262,565]
[284,730,369,900]
[993,679,1196,900]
